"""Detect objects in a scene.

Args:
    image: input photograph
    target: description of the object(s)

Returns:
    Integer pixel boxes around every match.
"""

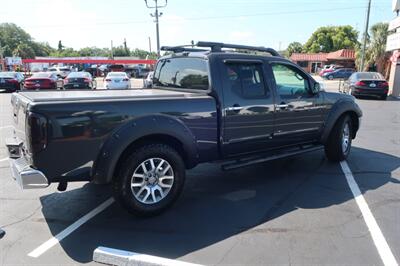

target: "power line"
[20,5,386,29]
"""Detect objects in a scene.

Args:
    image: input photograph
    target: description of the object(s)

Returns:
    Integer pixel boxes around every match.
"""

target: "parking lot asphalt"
[0,81,399,265]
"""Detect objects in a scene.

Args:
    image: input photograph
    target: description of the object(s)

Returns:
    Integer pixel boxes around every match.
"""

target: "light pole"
[144,0,168,57]
[360,0,372,71]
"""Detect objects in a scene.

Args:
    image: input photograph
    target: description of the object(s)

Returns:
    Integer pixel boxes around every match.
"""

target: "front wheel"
[113,143,186,216]
[324,115,353,162]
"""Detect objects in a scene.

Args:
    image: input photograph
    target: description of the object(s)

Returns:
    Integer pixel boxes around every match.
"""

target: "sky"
[0,0,394,51]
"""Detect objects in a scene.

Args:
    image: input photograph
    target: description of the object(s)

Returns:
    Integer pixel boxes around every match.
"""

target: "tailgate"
[11,93,29,143]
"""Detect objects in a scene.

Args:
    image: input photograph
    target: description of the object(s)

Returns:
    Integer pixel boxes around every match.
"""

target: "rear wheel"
[113,143,186,216]
[328,75,334,80]
[324,115,352,162]
[380,95,387,100]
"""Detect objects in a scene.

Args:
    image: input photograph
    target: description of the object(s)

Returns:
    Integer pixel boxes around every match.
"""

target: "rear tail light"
[26,112,47,154]
[355,81,366,86]
[105,79,111,82]
[378,81,389,88]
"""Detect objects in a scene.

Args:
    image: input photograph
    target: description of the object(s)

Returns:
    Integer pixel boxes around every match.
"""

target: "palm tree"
[365,23,390,77]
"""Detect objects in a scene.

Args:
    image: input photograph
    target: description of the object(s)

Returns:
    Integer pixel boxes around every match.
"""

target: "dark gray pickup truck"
[6,42,362,216]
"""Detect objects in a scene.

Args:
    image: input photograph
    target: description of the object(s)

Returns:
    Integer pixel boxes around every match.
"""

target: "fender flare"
[92,114,198,184]
[320,99,362,144]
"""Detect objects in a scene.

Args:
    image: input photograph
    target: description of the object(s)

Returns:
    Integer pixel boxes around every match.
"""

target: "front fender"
[92,114,198,184]
[320,98,362,144]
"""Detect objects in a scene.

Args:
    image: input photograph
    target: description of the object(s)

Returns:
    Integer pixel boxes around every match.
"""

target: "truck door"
[221,59,275,156]
[268,62,324,146]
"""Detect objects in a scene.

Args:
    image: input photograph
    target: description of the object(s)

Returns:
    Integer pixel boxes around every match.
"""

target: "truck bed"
[17,88,200,103]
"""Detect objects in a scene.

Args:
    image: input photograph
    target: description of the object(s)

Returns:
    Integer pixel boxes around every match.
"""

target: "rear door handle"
[226,106,243,111]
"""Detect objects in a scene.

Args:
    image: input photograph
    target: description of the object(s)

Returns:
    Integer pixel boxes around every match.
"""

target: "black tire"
[380,95,387,100]
[113,143,186,216]
[324,115,353,162]
[328,75,334,80]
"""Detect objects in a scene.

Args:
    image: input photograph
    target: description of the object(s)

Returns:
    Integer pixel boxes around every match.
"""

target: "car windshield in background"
[68,72,91,78]
[59,68,70,71]
[108,72,126,77]
[357,72,384,80]
[32,73,52,78]
[0,72,15,77]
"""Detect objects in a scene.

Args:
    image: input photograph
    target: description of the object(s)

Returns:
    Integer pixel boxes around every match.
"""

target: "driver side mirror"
[311,82,321,94]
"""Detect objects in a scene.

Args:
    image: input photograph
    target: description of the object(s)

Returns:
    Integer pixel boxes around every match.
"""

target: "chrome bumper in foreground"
[9,157,49,189]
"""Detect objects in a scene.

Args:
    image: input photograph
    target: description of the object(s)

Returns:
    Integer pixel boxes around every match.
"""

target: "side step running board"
[221,145,323,171]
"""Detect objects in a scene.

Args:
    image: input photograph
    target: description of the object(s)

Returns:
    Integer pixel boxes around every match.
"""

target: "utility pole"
[360,0,372,71]
[148,37,152,53]
[144,0,168,57]
[110,40,114,59]
[0,40,4,71]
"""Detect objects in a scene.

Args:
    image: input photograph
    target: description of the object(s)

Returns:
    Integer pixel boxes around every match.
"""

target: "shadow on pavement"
[39,147,399,263]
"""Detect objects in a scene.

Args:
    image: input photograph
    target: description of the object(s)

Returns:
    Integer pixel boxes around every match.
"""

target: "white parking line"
[28,197,114,258]
[340,161,398,266]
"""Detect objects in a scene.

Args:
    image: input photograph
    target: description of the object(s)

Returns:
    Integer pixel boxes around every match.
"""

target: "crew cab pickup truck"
[6,42,362,216]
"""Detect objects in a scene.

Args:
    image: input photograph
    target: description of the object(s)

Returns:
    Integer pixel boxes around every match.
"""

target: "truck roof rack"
[196,41,281,56]
[160,46,208,53]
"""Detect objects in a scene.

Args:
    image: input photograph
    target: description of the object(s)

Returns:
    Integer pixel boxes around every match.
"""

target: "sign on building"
[387,32,400,51]
[393,0,400,12]
[389,16,400,31]
[5,57,22,65]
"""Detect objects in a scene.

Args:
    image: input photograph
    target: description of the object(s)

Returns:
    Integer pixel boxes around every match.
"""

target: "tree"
[366,23,390,76]
[58,40,64,51]
[113,45,130,57]
[285,42,303,57]
[303,26,359,53]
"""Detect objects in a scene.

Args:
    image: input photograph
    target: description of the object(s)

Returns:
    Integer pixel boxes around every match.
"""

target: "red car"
[24,72,59,90]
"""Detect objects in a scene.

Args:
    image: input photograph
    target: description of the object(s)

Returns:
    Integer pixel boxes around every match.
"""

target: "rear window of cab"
[153,57,209,90]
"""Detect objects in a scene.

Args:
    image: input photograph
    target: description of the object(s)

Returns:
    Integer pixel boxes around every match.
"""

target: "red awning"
[290,53,328,62]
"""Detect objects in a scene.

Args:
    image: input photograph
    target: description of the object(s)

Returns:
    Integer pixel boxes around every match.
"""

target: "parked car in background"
[0,72,24,92]
[104,72,130,89]
[24,72,58,90]
[342,72,389,100]
[322,68,354,80]
[144,71,154,88]
[319,65,343,76]
[64,72,96,90]
[48,66,71,78]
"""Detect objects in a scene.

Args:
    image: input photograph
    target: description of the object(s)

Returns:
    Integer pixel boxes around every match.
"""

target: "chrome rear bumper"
[6,138,49,189]
[9,157,49,189]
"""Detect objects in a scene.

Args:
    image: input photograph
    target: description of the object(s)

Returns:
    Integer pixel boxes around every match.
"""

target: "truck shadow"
[39,146,399,263]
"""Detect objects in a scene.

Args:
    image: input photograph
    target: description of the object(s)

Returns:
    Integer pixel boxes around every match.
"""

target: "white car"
[104,72,130,89]
[48,66,71,78]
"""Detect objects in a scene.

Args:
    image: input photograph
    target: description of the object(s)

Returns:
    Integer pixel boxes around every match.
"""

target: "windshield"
[67,72,91,78]
[32,73,51,78]
[107,72,127,77]
[0,72,15,78]
[357,72,384,80]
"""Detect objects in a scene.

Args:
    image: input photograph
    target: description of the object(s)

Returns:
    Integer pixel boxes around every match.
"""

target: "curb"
[93,246,204,266]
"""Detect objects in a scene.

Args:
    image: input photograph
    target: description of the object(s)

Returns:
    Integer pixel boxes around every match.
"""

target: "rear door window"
[224,63,268,98]
[153,58,209,90]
